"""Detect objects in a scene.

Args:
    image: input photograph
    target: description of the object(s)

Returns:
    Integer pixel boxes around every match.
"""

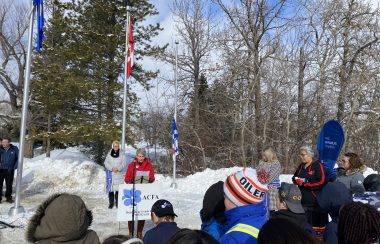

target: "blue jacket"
[200,210,228,240]
[142,222,179,244]
[219,203,268,244]
[0,145,19,170]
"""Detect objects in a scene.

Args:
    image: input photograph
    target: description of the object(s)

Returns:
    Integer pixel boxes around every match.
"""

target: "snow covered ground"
[0,148,377,243]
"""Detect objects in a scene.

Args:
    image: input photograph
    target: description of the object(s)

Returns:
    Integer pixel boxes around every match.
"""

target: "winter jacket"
[142,222,179,244]
[200,210,228,240]
[336,166,366,194]
[0,144,19,170]
[317,181,352,220]
[316,181,352,244]
[219,203,267,244]
[270,209,315,234]
[25,193,100,244]
[124,158,155,184]
[292,160,326,206]
[104,149,126,190]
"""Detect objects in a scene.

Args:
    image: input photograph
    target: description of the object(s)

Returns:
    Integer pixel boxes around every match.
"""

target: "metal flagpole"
[170,40,179,189]
[9,4,36,216]
[121,7,130,152]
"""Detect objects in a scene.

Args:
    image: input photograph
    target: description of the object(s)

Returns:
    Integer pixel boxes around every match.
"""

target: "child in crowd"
[143,199,180,244]
[200,181,228,239]
[219,168,270,244]
[257,147,282,215]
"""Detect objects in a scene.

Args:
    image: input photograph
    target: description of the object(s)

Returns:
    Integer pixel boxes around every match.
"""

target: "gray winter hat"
[279,182,305,214]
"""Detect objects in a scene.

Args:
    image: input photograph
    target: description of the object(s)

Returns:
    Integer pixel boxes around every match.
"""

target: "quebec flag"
[172,118,179,156]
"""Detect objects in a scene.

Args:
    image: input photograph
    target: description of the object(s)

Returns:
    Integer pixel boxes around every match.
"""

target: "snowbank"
[22,148,105,193]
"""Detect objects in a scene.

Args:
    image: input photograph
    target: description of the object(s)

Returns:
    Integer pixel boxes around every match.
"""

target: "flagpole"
[9,4,36,216]
[171,40,179,189]
[121,8,130,152]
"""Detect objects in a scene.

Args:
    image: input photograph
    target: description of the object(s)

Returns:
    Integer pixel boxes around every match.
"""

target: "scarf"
[111,149,119,158]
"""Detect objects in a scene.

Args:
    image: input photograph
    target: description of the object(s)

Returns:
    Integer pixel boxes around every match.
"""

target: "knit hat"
[224,168,269,206]
[151,199,178,217]
[202,181,225,222]
[278,182,305,214]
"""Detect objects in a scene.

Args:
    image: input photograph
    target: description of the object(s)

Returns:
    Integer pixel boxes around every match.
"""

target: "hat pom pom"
[257,169,270,185]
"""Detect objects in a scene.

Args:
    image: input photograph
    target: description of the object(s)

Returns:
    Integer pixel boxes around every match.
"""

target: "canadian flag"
[126,16,134,79]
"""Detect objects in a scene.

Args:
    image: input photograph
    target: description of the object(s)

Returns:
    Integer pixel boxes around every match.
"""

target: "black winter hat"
[202,181,225,222]
[363,174,380,192]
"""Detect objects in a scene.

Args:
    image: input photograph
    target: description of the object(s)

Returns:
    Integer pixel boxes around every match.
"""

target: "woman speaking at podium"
[124,148,155,239]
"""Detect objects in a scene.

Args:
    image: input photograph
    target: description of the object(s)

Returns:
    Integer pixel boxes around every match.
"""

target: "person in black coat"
[142,199,180,244]
[292,146,327,238]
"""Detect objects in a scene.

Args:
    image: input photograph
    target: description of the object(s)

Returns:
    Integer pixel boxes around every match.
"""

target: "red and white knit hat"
[224,168,270,206]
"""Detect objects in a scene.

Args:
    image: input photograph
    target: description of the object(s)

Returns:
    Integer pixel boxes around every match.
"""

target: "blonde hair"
[112,141,120,147]
[136,148,146,156]
[156,215,175,224]
[262,147,278,162]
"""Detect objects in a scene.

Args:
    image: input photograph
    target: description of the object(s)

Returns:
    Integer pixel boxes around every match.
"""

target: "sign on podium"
[117,183,162,221]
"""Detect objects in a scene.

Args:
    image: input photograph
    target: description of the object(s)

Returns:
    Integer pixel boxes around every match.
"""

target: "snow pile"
[22,148,105,193]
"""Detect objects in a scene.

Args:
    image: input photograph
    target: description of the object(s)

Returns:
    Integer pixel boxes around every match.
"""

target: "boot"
[137,220,145,239]
[115,191,118,208]
[108,192,114,209]
[128,221,134,237]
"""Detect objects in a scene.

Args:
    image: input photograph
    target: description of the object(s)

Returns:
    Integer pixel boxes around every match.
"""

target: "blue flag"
[33,0,44,51]
[172,118,179,156]
[317,120,345,181]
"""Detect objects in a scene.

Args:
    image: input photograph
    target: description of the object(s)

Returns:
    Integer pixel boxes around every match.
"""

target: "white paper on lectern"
[136,171,149,177]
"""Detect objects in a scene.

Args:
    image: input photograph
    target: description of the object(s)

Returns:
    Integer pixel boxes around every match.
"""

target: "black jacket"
[292,160,326,206]
[271,210,314,234]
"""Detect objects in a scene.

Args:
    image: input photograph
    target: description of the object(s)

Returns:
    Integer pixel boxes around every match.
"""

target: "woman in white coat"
[104,141,126,209]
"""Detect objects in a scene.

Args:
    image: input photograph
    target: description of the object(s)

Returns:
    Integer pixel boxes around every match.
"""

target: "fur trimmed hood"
[346,165,367,176]
[25,193,99,243]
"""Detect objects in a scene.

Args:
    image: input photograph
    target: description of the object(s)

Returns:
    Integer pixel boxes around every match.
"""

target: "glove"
[294,178,304,186]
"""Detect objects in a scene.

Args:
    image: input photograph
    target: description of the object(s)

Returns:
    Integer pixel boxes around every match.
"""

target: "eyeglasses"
[299,153,308,157]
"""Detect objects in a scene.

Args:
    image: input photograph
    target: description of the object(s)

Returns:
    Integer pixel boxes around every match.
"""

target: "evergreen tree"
[31,0,165,163]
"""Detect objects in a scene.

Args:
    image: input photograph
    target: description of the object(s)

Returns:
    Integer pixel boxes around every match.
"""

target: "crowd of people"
[1,137,379,243]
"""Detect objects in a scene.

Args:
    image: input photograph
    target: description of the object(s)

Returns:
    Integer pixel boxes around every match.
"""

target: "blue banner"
[317,120,345,181]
